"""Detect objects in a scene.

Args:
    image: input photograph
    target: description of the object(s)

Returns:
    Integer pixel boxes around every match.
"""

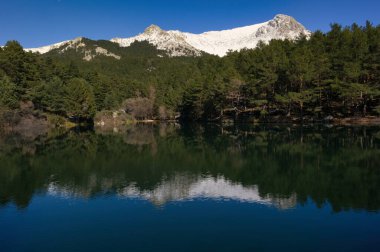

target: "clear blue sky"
[1,0,379,48]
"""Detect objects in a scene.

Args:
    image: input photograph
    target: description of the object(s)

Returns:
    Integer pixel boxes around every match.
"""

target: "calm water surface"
[0,124,380,251]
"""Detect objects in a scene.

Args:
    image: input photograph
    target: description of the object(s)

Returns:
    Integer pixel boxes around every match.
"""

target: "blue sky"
[1,0,379,48]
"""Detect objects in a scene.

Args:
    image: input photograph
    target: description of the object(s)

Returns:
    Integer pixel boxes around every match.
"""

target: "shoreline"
[95,116,380,128]
[2,113,380,137]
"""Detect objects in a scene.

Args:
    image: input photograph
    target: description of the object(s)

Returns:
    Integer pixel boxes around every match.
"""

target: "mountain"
[27,14,310,58]
[112,14,310,57]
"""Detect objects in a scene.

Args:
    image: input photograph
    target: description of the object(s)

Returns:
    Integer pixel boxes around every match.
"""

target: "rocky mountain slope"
[27,14,310,58]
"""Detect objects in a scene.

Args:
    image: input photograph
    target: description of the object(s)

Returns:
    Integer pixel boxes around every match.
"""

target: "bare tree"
[123,97,154,120]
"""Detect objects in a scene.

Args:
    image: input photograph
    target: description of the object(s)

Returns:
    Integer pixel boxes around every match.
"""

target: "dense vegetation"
[0,22,379,124]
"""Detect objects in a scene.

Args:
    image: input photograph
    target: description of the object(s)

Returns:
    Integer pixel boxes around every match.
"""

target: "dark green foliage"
[181,81,205,121]
[0,76,18,108]
[64,78,96,120]
[33,77,66,114]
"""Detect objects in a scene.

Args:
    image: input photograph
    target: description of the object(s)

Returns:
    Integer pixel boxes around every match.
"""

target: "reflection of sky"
[3,191,380,252]
[47,174,297,209]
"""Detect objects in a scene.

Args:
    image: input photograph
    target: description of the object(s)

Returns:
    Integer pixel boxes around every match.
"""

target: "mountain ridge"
[27,14,311,57]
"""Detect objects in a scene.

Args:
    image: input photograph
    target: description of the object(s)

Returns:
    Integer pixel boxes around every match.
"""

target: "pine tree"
[64,78,96,120]
[0,76,19,108]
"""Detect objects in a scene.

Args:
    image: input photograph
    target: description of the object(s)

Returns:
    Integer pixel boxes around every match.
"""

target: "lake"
[1,124,380,252]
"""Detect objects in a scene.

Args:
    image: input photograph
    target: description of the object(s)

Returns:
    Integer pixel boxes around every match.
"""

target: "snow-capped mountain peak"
[262,14,309,38]
[113,14,310,57]
[144,24,164,34]
[25,14,310,58]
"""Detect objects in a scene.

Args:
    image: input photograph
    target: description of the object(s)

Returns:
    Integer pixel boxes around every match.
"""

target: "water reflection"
[117,175,297,209]
[47,174,297,209]
[0,124,379,212]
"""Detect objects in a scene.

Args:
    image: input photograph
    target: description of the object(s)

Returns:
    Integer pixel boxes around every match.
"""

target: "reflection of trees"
[96,124,179,154]
[0,125,379,212]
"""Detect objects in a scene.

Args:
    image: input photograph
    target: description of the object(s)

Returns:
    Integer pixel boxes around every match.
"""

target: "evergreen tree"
[64,78,96,120]
[0,76,18,108]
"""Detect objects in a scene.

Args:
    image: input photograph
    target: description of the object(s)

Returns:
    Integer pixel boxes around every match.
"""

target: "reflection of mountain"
[47,174,297,209]
[121,175,297,209]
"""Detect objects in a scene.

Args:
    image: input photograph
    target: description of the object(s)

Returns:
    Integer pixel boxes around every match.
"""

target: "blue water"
[1,196,379,252]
